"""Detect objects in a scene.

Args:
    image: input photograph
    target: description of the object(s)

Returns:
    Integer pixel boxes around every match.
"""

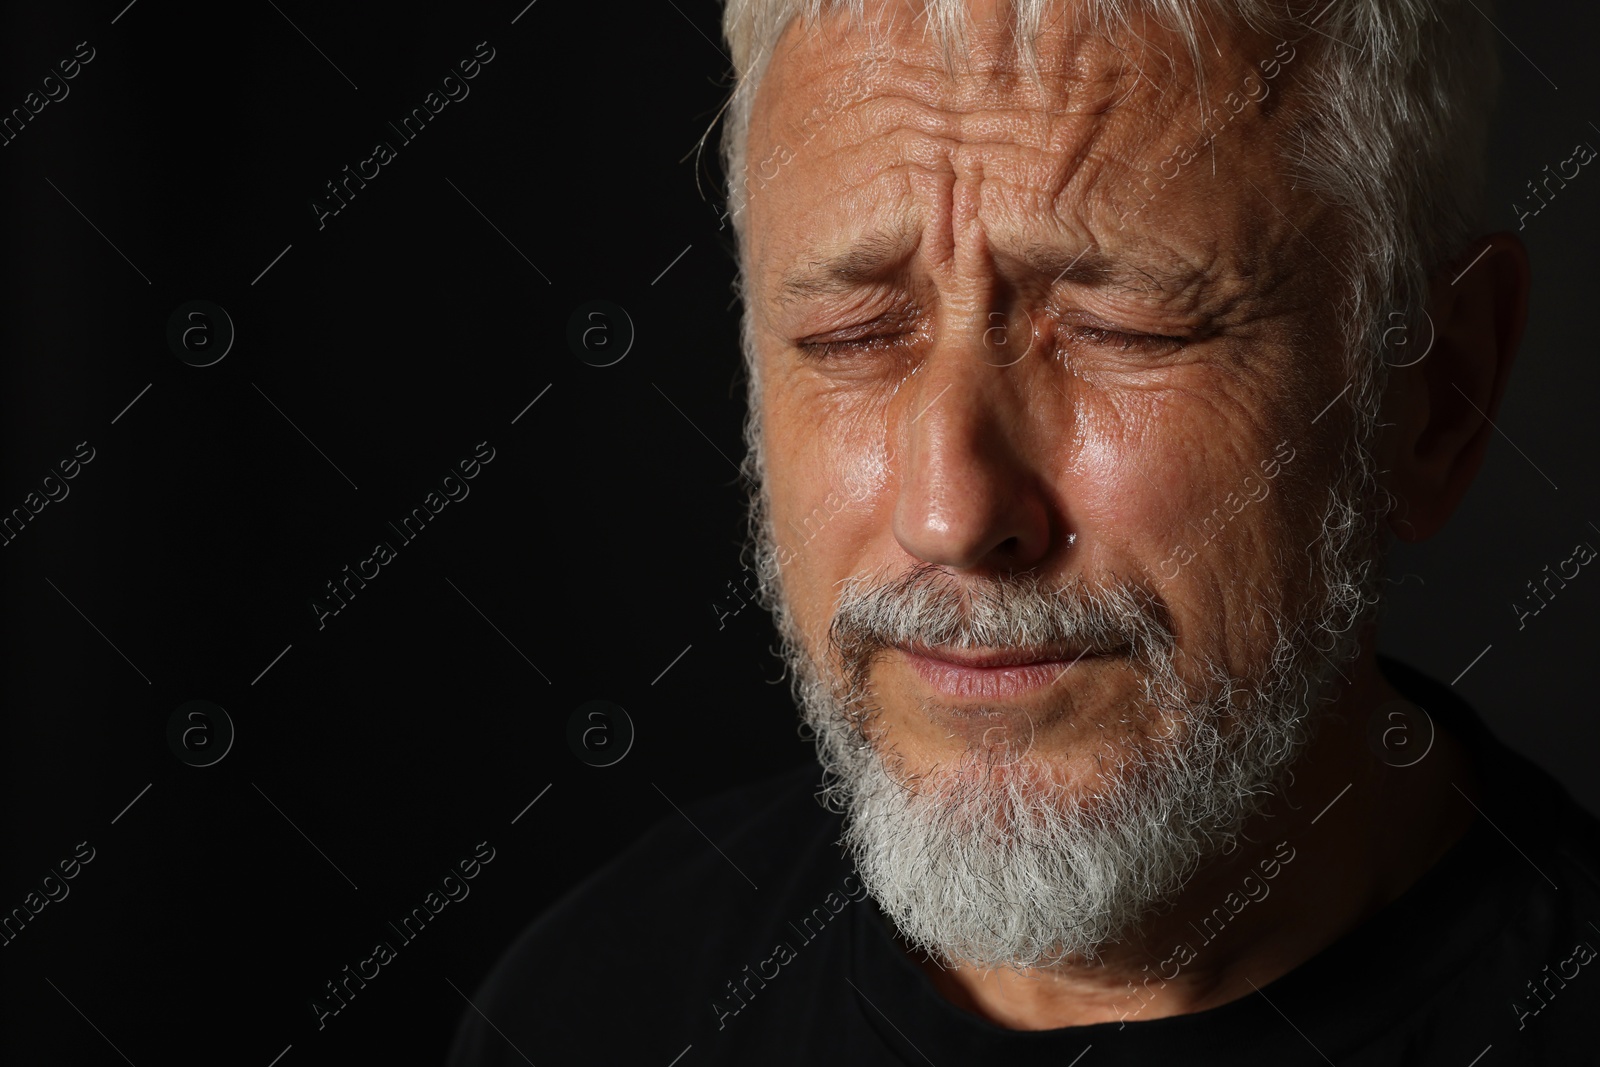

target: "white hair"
[715,0,1500,500]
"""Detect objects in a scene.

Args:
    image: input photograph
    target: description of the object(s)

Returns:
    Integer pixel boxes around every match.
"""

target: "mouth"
[896,642,1125,700]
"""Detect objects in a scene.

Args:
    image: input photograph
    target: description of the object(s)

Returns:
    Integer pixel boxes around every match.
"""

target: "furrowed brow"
[1010,243,1203,296]
[774,230,1211,309]
[777,228,919,307]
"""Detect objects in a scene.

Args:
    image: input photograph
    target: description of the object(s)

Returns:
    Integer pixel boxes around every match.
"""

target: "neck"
[910,635,1481,1030]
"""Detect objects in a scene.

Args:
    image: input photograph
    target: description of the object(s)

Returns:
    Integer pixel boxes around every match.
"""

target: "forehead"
[742,5,1323,318]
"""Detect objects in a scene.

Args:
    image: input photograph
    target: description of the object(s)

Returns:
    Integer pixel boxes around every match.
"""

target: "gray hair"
[715,0,1499,416]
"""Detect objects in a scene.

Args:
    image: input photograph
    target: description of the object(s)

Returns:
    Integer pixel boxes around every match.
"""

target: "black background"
[0,1,1595,1064]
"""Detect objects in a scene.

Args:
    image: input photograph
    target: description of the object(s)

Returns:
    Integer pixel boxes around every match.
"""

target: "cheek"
[763,350,899,508]
[760,374,893,632]
[1062,381,1299,658]
[1064,387,1232,556]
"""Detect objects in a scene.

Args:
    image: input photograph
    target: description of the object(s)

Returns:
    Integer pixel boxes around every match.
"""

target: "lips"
[899,643,1098,668]
[896,642,1122,700]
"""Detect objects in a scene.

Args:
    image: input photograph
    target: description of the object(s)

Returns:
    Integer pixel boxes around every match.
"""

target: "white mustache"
[827,563,1176,681]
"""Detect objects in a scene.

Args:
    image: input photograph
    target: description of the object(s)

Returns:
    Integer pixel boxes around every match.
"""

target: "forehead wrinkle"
[874,40,1130,126]
[799,71,1134,218]
[748,11,1172,240]
[750,12,1318,331]
[762,28,1189,213]
[853,108,1220,296]
[768,112,1222,317]
[802,0,1096,90]
[767,3,1137,136]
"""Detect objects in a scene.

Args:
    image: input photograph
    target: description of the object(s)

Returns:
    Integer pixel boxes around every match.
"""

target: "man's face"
[741,3,1380,963]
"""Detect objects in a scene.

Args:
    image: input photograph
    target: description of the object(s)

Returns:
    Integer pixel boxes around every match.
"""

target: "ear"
[1381,232,1531,542]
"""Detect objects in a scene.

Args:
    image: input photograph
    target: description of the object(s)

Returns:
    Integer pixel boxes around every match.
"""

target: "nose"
[891,318,1058,572]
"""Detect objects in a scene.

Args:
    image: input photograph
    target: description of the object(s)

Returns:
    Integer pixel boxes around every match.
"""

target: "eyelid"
[1060,321,1189,348]
[795,332,911,361]
[792,311,1191,360]
[1043,285,1206,339]
[793,306,923,353]
[797,322,892,346]
[1053,302,1188,337]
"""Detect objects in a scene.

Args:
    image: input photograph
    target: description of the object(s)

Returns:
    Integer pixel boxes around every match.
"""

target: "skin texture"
[741,0,1530,1029]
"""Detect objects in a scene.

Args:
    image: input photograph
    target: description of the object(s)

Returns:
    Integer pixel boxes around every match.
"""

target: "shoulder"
[1378,658,1600,1058]
[1382,655,1600,878]
[446,761,844,1065]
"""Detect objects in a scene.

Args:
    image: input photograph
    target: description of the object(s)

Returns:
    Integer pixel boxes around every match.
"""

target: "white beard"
[742,423,1388,969]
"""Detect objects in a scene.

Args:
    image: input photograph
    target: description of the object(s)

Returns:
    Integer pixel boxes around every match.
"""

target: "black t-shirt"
[447,659,1600,1064]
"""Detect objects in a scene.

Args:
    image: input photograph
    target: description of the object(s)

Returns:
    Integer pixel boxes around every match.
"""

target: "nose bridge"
[905,279,1044,461]
[905,307,1025,447]
[891,296,1053,570]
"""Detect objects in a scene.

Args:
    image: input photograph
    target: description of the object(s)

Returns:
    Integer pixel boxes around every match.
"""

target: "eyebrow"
[997,243,1211,296]
[777,228,919,306]
[776,229,1205,307]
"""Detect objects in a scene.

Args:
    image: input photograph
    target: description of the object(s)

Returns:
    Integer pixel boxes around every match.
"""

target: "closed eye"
[793,319,1186,361]
[794,308,923,363]
[795,334,912,361]
[1062,323,1188,351]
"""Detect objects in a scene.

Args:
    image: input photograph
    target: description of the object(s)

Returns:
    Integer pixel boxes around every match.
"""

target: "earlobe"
[1383,232,1531,542]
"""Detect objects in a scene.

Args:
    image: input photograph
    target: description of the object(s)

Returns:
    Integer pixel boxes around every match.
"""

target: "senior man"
[450,0,1599,1062]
